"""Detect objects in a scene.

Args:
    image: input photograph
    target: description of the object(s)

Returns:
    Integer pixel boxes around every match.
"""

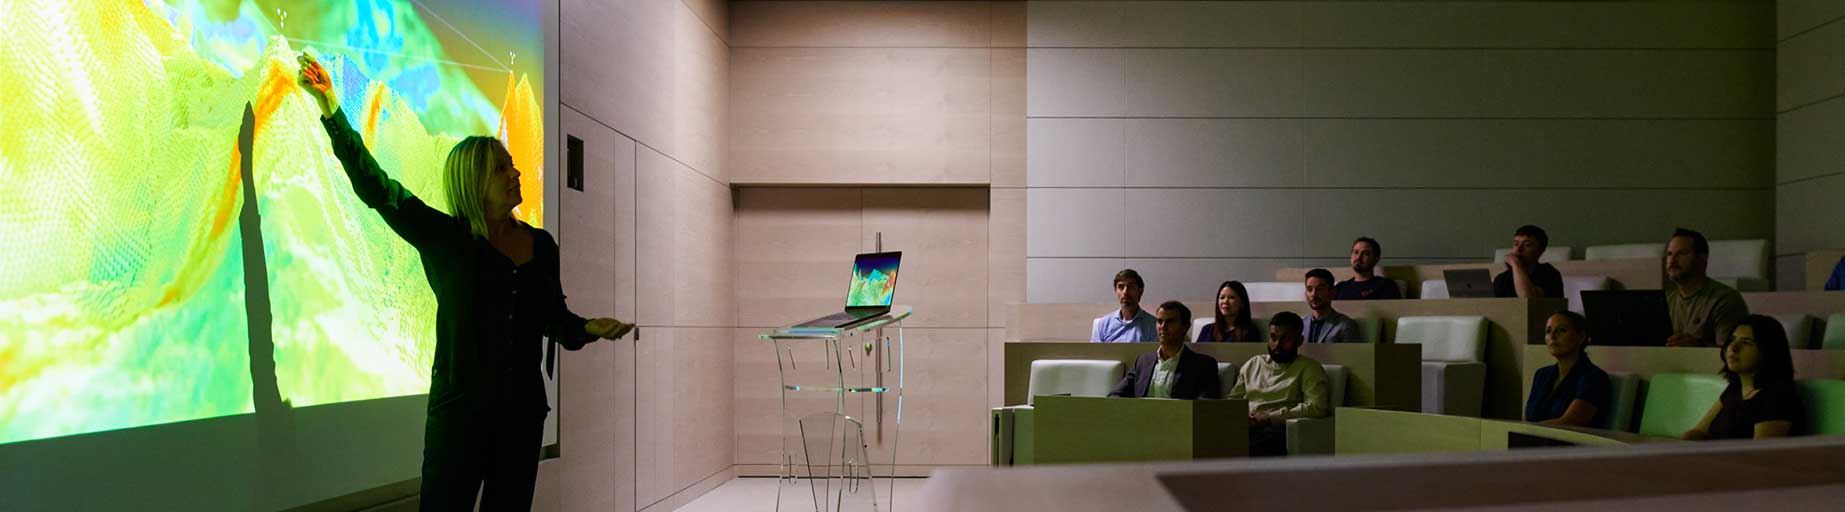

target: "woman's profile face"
[1543,314,1587,359]
[484,153,522,213]
[1725,325,1761,375]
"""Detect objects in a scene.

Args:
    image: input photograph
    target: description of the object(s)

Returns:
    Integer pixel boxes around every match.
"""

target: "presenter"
[297,53,633,511]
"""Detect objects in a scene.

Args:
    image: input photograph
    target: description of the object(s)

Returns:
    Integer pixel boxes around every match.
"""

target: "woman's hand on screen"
[295,52,338,118]
[585,318,634,340]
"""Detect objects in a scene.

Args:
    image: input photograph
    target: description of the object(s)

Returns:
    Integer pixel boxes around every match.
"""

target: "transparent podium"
[759,306,910,512]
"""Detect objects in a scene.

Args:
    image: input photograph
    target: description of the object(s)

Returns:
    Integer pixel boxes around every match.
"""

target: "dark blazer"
[1108,347,1223,399]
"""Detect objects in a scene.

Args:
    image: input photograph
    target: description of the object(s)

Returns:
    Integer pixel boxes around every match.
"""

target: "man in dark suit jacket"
[1110,301,1223,399]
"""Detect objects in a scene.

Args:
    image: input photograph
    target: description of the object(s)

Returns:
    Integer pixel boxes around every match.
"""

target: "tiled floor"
[675,477,930,512]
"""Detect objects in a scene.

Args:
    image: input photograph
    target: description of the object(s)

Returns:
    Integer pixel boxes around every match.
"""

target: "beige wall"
[727,0,1027,478]
[1025,1,1776,303]
[546,0,734,511]
[1776,2,1845,290]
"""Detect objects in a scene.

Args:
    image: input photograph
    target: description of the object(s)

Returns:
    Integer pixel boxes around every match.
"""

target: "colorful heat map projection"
[0,0,545,444]
[845,255,900,308]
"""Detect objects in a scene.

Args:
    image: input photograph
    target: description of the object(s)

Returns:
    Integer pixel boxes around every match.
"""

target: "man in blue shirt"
[1092,269,1156,342]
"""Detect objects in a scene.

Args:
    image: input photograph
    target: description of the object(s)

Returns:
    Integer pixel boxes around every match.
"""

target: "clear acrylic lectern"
[758,306,910,512]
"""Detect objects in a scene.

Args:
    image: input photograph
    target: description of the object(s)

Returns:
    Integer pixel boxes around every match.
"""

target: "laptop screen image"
[846,252,902,308]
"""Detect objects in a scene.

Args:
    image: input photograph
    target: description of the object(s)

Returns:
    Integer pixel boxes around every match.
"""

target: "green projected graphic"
[0,0,545,444]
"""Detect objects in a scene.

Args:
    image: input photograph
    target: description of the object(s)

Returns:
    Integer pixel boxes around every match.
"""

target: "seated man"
[1335,237,1401,300]
[1303,268,1361,343]
[1495,224,1564,299]
[1664,228,1749,347]
[1231,311,1331,457]
[1092,269,1156,342]
[1108,301,1222,399]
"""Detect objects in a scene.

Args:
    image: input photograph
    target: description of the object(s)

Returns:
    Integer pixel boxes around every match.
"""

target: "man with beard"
[1303,269,1361,343]
[1334,237,1401,300]
[1230,311,1330,457]
[1108,301,1223,399]
[1664,228,1749,347]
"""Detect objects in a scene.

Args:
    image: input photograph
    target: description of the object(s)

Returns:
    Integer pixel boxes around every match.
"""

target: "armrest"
[1286,416,1336,455]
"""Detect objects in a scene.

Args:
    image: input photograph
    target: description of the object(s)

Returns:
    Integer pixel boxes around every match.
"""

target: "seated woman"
[1684,315,1806,440]
[1525,311,1611,427]
[1197,281,1258,342]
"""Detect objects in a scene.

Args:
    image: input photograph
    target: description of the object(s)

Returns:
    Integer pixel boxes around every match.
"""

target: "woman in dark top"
[1197,281,1258,342]
[1685,315,1804,440]
[1525,311,1611,427]
[298,54,632,511]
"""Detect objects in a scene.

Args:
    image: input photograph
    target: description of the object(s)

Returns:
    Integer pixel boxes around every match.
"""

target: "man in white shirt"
[1230,311,1331,456]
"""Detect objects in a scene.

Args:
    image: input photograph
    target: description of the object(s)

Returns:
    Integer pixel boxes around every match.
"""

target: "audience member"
[1303,269,1361,343]
[1827,254,1845,291]
[1197,281,1259,342]
[1524,311,1611,427]
[1335,237,1401,300]
[1495,225,1564,299]
[1109,301,1222,399]
[1230,311,1331,457]
[1092,269,1155,342]
[1664,228,1749,347]
[1684,315,1804,440]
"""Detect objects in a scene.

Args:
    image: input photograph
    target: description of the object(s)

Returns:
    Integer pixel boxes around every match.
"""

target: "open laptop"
[791,252,903,329]
[1444,269,1496,298]
[1580,290,1672,346]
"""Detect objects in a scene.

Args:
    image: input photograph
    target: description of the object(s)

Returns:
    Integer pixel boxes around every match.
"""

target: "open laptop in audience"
[1444,269,1495,298]
[791,252,903,329]
[1581,290,1672,346]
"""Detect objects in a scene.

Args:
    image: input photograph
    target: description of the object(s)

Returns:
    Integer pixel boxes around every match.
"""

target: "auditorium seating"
[1708,239,1770,292]
[1396,316,1488,417]
[1561,276,1610,313]
[1603,372,1640,432]
[1774,314,1816,349]
[1286,364,1347,455]
[1797,379,1845,436]
[1420,280,1449,300]
[1244,282,1306,302]
[1823,314,1845,350]
[1584,243,1663,261]
[1026,360,1124,405]
[1216,361,1239,395]
[1493,246,1572,263]
[1637,373,1726,437]
[1188,317,1271,342]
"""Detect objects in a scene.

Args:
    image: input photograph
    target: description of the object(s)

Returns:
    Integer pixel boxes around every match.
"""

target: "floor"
[675,477,931,512]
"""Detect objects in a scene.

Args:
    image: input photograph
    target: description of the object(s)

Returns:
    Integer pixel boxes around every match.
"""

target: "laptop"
[791,252,903,329]
[1444,269,1496,298]
[1580,290,1672,346]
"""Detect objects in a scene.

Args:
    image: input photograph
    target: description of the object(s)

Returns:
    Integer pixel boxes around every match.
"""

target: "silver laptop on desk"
[1444,269,1496,298]
[791,252,903,329]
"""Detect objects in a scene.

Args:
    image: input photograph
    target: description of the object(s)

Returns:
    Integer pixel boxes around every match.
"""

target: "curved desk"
[1335,407,1680,455]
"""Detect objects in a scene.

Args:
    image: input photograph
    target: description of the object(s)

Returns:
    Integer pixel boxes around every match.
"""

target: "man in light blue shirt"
[1092,269,1156,342]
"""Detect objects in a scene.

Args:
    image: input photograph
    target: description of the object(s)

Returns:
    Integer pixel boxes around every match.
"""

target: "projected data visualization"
[0,0,545,444]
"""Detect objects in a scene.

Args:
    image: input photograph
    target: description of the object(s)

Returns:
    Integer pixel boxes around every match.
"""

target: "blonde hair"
[442,136,511,239]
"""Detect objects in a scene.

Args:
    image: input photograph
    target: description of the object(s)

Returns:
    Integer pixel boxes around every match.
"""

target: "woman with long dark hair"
[298,53,632,510]
[1683,315,1804,440]
[1197,281,1258,342]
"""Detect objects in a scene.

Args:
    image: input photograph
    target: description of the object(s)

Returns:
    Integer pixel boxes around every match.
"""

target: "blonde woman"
[297,53,631,511]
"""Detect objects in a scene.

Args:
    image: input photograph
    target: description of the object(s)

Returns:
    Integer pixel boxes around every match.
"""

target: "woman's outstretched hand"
[295,52,339,119]
[585,318,635,340]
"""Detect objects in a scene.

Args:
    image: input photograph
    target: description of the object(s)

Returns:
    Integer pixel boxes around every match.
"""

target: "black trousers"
[418,407,546,511]
[1249,424,1288,457]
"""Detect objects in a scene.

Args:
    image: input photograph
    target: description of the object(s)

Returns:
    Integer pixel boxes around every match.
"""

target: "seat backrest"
[1824,314,1845,350]
[1027,359,1125,404]
[1637,373,1727,437]
[1323,364,1348,408]
[1561,276,1610,314]
[1773,314,1816,350]
[1494,246,1572,263]
[1420,279,1450,300]
[1355,317,1382,344]
[1217,361,1241,397]
[1584,243,1664,261]
[1603,372,1641,432]
[1244,282,1306,302]
[1798,379,1845,436]
[1189,317,1213,342]
[1394,316,1488,362]
[1707,239,1768,280]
